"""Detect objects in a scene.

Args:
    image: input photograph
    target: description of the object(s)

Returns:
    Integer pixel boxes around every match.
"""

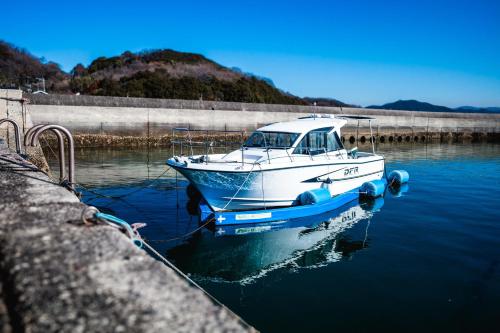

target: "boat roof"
[337,115,375,120]
[257,116,347,134]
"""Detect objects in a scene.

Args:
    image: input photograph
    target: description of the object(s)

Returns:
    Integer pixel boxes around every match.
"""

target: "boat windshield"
[243,131,300,149]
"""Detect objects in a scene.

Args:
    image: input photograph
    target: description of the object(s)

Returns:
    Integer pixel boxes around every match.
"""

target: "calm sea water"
[51,143,500,332]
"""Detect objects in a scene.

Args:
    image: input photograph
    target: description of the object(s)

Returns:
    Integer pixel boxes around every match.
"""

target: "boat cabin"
[244,115,348,158]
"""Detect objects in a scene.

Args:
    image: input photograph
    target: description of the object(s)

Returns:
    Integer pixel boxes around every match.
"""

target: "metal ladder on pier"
[1,117,77,192]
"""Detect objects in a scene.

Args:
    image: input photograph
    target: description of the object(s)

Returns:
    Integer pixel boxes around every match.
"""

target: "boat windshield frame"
[243,131,300,150]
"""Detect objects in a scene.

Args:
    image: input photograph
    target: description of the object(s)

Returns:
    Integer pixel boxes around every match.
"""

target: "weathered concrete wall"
[0,147,253,332]
[0,90,31,150]
[0,90,49,172]
[26,93,500,139]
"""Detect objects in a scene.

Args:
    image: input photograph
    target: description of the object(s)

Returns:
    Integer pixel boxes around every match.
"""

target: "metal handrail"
[241,131,273,164]
[285,148,294,162]
[173,127,243,133]
[196,150,348,167]
[0,118,22,154]
[25,124,66,182]
[259,132,271,164]
[23,124,45,147]
[171,127,246,164]
[323,147,331,160]
[31,125,75,188]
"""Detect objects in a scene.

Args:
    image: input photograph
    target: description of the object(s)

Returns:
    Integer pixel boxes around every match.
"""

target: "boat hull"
[171,158,385,211]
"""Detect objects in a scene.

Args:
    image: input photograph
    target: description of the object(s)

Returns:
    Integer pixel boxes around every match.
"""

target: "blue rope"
[95,212,143,248]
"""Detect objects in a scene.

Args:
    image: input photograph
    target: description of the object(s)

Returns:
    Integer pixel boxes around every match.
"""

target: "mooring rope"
[140,240,253,329]
[76,167,172,200]
[221,162,259,211]
[362,219,371,248]
[81,206,253,330]
[256,162,266,210]
[147,217,215,243]
[34,139,172,198]
[41,135,59,164]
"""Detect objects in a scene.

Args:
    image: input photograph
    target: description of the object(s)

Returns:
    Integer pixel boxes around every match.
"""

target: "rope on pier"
[80,206,254,330]
[82,206,143,247]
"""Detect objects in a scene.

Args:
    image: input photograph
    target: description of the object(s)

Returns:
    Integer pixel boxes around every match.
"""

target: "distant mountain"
[368,100,500,113]
[456,106,482,111]
[367,99,452,112]
[455,106,500,113]
[0,40,306,105]
[303,97,353,108]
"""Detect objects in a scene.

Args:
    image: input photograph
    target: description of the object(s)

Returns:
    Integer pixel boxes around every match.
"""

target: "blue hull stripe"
[200,189,361,226]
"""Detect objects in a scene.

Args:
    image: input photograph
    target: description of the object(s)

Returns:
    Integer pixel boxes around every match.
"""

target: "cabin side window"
[244,131,300,149]
[293,127,339,155]
[327,131,344,151]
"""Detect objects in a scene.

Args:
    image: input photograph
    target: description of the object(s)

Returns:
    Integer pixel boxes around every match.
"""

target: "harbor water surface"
[51,143,500,332]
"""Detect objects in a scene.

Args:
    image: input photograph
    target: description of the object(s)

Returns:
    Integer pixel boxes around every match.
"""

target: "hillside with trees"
[69,50,305,104]
[0,40,307,105]
[303,97,354,107]
[0,41,68,92]
[7,40,495,112]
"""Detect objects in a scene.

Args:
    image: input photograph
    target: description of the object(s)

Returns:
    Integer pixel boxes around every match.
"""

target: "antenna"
[33,77,47,94]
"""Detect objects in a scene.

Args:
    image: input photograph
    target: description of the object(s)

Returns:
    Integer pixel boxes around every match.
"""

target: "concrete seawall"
[26,93,500,146]
[1,90,49,172]
[0,146,253,333]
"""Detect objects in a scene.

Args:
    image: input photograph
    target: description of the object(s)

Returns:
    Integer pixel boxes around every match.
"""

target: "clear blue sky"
[1,0,499,107]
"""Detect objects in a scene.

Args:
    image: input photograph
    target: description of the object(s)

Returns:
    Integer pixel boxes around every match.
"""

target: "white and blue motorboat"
[167,115,387,216]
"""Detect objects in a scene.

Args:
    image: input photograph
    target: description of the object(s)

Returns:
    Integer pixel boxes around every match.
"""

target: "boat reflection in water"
[168,195,389,285]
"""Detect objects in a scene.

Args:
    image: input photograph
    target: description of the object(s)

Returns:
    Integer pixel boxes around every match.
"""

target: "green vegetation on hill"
[0,40,307,104]
[303,97,353,107]
[0,40,68,91]
[69,49,306,104]
[71,65,304,104]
